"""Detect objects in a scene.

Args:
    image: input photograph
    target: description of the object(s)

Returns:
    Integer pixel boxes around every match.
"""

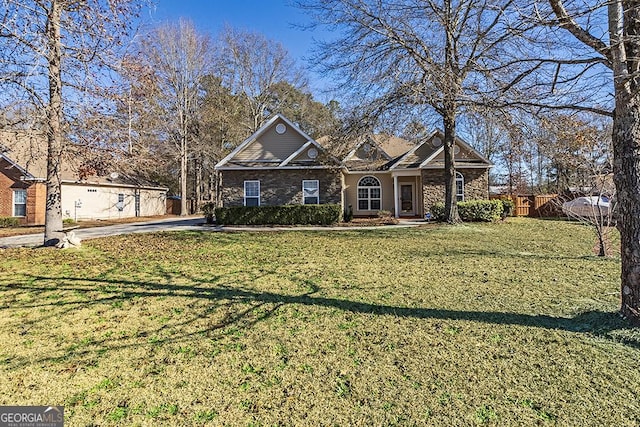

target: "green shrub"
[201,202,216,224]
[344,205,354,223]
[429,203,445,221]
[498,197,515,218]
[63,218,76,226]
[215,204,342,225]
[430,200,503,222]
[0,217,20,228]
[458,199,503,222]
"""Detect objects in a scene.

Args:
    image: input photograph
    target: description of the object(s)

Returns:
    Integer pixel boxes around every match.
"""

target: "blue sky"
[148,1,331,97]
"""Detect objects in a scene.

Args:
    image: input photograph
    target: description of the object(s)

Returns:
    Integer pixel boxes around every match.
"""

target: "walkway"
[0,217,426,248]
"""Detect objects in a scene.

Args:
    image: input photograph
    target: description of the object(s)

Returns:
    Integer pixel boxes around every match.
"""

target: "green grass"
[0,218,639,425]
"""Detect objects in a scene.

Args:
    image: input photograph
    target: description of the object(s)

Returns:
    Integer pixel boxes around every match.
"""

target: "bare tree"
[541,114,616,257]
[522,1,640,323]
[299,0,534,223]
[134,19,212,216]
[0,0,144,245]
[217,26,306,133]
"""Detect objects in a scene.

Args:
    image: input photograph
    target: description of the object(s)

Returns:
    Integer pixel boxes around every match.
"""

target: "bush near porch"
[431,199,504,222]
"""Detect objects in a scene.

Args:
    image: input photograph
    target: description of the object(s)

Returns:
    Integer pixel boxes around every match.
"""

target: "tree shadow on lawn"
[2,273,639,369]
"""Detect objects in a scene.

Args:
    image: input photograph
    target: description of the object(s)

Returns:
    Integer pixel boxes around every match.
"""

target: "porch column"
[393,174,399,218]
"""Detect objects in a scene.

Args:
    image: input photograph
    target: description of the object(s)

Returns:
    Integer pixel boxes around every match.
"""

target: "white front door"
[400,183,414,216]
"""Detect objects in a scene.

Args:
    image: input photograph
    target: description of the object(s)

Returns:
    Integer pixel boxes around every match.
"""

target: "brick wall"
[0,169,16,218]
[220,169,342,207]
[422,168,489,212]
[26,182,45,225]
[1,157,47,224]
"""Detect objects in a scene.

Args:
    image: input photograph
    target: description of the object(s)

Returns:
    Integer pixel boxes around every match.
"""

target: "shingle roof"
[0,130,166,189]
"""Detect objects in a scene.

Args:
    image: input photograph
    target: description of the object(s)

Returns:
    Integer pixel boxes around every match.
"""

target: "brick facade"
[220,169,342,207]
[25,183,46,225]
[0,169,46,225]
[421,168,489,212]
[0,158,44,224]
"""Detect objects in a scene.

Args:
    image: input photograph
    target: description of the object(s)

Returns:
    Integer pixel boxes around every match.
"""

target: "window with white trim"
[13,189,26,217]
[456,172,464,202]
[244,180,260,206]
[116,193,125,211]
[357,176,381,211]
[302,180,319,204]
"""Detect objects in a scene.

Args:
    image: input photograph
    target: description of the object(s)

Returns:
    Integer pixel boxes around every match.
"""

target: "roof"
[0,130,61,179]
[370,135,415,158]
[0,130,167,191]
[213,115,492,173]
[341,134,415,171]
[340,131,492,172]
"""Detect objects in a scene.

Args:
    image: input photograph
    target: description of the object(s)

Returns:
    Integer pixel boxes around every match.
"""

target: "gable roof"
[341,134,415,171]
[0,130,76,180]
[389,130,492,170]
[215,114,339,170]
[0,130,167,190]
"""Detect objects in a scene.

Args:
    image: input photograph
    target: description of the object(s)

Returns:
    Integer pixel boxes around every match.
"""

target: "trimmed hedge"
[0,217,20,228]
[430,199,504,222]
[214,204,342,225]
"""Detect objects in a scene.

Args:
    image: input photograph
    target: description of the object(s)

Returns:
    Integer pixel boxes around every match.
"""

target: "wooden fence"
[492,194,561,217]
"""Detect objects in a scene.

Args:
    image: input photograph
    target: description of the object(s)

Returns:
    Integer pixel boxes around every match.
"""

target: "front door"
[400,183,414,216]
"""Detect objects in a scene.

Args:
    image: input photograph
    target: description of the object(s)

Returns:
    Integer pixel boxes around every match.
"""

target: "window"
[456,172,464,202]
[116,193,125,211]
[13,189,26,217]
[357,176,381,211]
[244,180,260,206]
[302,180,319,204]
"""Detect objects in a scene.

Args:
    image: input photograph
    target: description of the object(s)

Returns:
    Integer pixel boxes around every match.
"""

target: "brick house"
[214,114,492,218]
[1,131,168,225]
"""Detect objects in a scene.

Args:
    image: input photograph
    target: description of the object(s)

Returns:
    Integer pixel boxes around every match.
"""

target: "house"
[0,130,168,225]
[214,114,492,218]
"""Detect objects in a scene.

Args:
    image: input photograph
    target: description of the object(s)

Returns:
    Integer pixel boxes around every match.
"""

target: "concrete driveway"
[0,216,206,248]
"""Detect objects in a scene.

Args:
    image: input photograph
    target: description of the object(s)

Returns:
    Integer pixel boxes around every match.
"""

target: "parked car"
[562,196,612,219]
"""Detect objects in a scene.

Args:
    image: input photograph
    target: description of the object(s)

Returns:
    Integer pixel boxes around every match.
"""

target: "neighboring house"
[214,114,493,218]
[0,130,168,225]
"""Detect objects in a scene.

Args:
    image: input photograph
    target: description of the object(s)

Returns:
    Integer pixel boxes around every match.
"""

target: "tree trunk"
[442,0,460,224]
[613,97,640,324]
[595,225,607,257]
[44,0,64,246]
[194,158,202,213]
[443,109,460,224]
[608,1,640,324]
[180,136,188,216]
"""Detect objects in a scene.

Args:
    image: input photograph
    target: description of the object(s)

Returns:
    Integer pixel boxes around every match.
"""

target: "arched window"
[456,172,464,202]
[357,176,381,211]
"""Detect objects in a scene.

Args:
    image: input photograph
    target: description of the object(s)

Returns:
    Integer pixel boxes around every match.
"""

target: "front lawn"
[0,218,638,425]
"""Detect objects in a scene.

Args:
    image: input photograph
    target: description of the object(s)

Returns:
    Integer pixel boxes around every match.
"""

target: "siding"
[343,173,394,216]
[235,119,308,161]
[61,184,166,220]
